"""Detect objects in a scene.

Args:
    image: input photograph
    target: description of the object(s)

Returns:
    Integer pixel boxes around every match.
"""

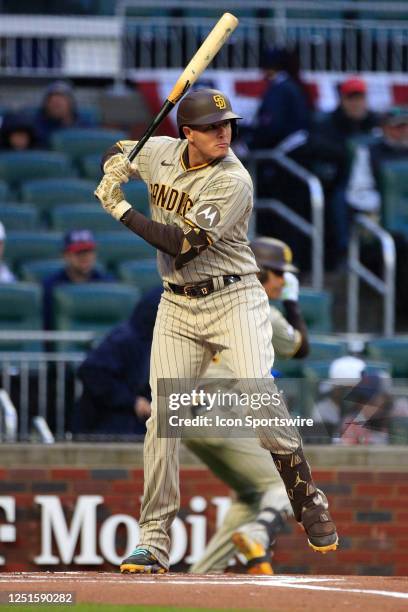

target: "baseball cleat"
[120,547,167,574]
[300,490,339,554]
[232,532,274,575]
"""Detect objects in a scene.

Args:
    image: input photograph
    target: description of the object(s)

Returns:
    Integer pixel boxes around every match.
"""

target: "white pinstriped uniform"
[119,136,301,569]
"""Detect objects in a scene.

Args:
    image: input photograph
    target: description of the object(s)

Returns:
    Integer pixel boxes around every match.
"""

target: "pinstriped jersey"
[118,136,259,285]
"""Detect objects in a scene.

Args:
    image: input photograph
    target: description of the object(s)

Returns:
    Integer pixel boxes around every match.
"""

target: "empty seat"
[5,231,62,271]
[79,153,102,181]
[366,337,408,377]
[0,180,10,201]
[96,232,156,273]
[0,151,75,190]
[0,203,39,230]
[20,178,96,218]
[51,128,126,161]
[123,180,150,215]
[308,335,348,361]
[118,259,161,293]
[299,289,332,333]
[50,204,121,232]
[20,258,65,283]
[53,282,140,335]
[0,282,41,349]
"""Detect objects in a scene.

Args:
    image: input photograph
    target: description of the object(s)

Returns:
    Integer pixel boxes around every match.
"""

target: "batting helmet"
[177,89,242,139]
[250,237,299,273]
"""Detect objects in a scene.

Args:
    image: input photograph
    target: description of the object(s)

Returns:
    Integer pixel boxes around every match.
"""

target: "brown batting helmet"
[251,237,299,273]
[177,89,242,139]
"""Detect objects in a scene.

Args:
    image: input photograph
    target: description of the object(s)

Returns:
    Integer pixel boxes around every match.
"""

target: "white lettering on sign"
[0,497,16,565]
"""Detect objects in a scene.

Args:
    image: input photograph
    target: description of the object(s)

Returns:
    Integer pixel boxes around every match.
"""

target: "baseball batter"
[95,88,338,574]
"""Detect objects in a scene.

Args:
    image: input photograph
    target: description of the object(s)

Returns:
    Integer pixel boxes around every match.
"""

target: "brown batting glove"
[94,175,132,221]
[103,153,133,183]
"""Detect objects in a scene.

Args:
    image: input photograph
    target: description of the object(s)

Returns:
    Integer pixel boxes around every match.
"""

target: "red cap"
[63,229,96,253]
[340,77,367,96]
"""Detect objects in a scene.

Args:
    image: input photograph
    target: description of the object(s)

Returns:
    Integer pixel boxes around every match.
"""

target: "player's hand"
[103,153,133,183]
[281,272,299,302]
[134,396,151,421]
[94,175,132,221]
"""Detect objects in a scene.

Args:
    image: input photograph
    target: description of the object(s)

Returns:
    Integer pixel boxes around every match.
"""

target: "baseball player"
[95,88,338,574]
[187,237,309,575]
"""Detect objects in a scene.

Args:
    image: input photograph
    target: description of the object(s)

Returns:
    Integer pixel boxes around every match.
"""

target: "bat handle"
[128,99,175,162]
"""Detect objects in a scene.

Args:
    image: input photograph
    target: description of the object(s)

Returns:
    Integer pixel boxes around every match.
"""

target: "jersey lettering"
[150,183,194,218]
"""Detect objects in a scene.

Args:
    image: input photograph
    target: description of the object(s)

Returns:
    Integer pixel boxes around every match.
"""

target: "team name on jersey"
[150,183,194,218]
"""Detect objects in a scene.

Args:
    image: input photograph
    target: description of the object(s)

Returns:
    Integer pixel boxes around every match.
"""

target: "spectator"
[346,106,408,216]
[311,355,366,441]
[345,106,408,317]
[0,221,15,282]
[35,80,91,147]
[310,77,380,268]
[0,112,38,150]
[42,229,111,329]
[72,286,162,437]
[250,47,311,150]
[340,370,394,445]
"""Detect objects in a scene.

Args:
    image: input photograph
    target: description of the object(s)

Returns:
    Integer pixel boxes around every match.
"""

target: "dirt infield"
[0,573,407,612]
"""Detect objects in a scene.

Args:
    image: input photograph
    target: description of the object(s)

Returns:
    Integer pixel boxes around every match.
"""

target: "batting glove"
[281,272,299,302]
[103,153,133,183]
[94,175,132,221]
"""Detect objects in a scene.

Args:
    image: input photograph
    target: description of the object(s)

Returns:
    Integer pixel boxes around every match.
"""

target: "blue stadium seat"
[0,203,39,230]
[51,128,126,161]
[20,178,96,219]
[5,231,62,272]
[123,181,150,215]
[118,259,161,293]
[0,151,75,190]
[0,180,10,201]
[96,232,156,273]
[50,204,121,232]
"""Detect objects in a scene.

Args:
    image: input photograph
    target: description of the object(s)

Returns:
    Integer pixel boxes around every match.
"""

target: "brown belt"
[167,275,241,298]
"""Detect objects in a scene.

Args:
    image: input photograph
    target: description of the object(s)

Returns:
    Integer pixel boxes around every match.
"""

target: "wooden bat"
[127,12,239,162]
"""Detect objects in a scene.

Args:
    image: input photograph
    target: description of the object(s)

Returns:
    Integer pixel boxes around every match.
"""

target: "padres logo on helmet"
[213,94,226,109]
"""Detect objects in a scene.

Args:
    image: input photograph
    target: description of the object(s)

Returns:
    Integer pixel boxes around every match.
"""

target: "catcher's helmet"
[251,237,299,273]
[177,88,242,139]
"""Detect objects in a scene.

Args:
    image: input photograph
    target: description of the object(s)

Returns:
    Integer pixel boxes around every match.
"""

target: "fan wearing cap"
[42,230,112,329]
[0,221,15,283]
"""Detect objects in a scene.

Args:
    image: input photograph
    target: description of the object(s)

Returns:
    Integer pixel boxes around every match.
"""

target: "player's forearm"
[121,209,183,257]
[283,301,309,358]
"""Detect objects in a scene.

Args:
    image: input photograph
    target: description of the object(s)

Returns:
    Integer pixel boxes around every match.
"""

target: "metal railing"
[245,143,324,291]
[0,2,408,76]
[347,214,396,336]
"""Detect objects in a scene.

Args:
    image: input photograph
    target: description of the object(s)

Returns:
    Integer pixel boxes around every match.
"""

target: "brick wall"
[0,464,407,574]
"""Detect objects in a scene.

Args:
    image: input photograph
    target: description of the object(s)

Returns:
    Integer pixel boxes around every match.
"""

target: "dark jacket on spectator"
[251,72,310,149]
[72,286,162,436]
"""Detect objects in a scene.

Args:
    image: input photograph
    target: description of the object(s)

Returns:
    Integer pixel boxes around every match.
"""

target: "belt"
[167,275,241,298]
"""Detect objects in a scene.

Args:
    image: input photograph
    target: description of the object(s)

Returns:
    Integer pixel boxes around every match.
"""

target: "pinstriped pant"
[138,273,301,568]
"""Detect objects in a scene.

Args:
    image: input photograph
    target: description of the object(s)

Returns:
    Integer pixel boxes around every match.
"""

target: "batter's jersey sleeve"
[270,306,302,358]
[184,176,252,244]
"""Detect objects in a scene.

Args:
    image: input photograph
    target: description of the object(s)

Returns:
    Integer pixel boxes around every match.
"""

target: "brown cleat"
[232,532,274,575]
[300,490,339,553]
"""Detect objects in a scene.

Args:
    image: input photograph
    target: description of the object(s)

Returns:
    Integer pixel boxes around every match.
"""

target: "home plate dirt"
[0,573,407,612]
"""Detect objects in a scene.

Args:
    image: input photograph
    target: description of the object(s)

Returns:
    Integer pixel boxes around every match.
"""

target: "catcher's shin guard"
[270,448,338,553]
[120,547,167,574]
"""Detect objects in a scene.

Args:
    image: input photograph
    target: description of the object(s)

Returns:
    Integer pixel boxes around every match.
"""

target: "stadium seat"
[20,258,65,283]
[118,259,161,293]
[20,178,96,219]
[298,290,332,333]
[50,204,121,232]
[366,337,408,377]
[51,128,126,162]
[6,231,62,272]
[379,160,408,237]
[123,180,150,215]
[308,335,348,361]
[0,180,9,201]
[79,153,102,181]
[96,232,156,273]
[0,282,41,350]
[0,151,75,190]
[0,203,39,230]
[53,282,140,336]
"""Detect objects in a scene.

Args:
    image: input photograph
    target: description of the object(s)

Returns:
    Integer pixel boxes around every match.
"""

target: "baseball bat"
[127,12,239,162]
